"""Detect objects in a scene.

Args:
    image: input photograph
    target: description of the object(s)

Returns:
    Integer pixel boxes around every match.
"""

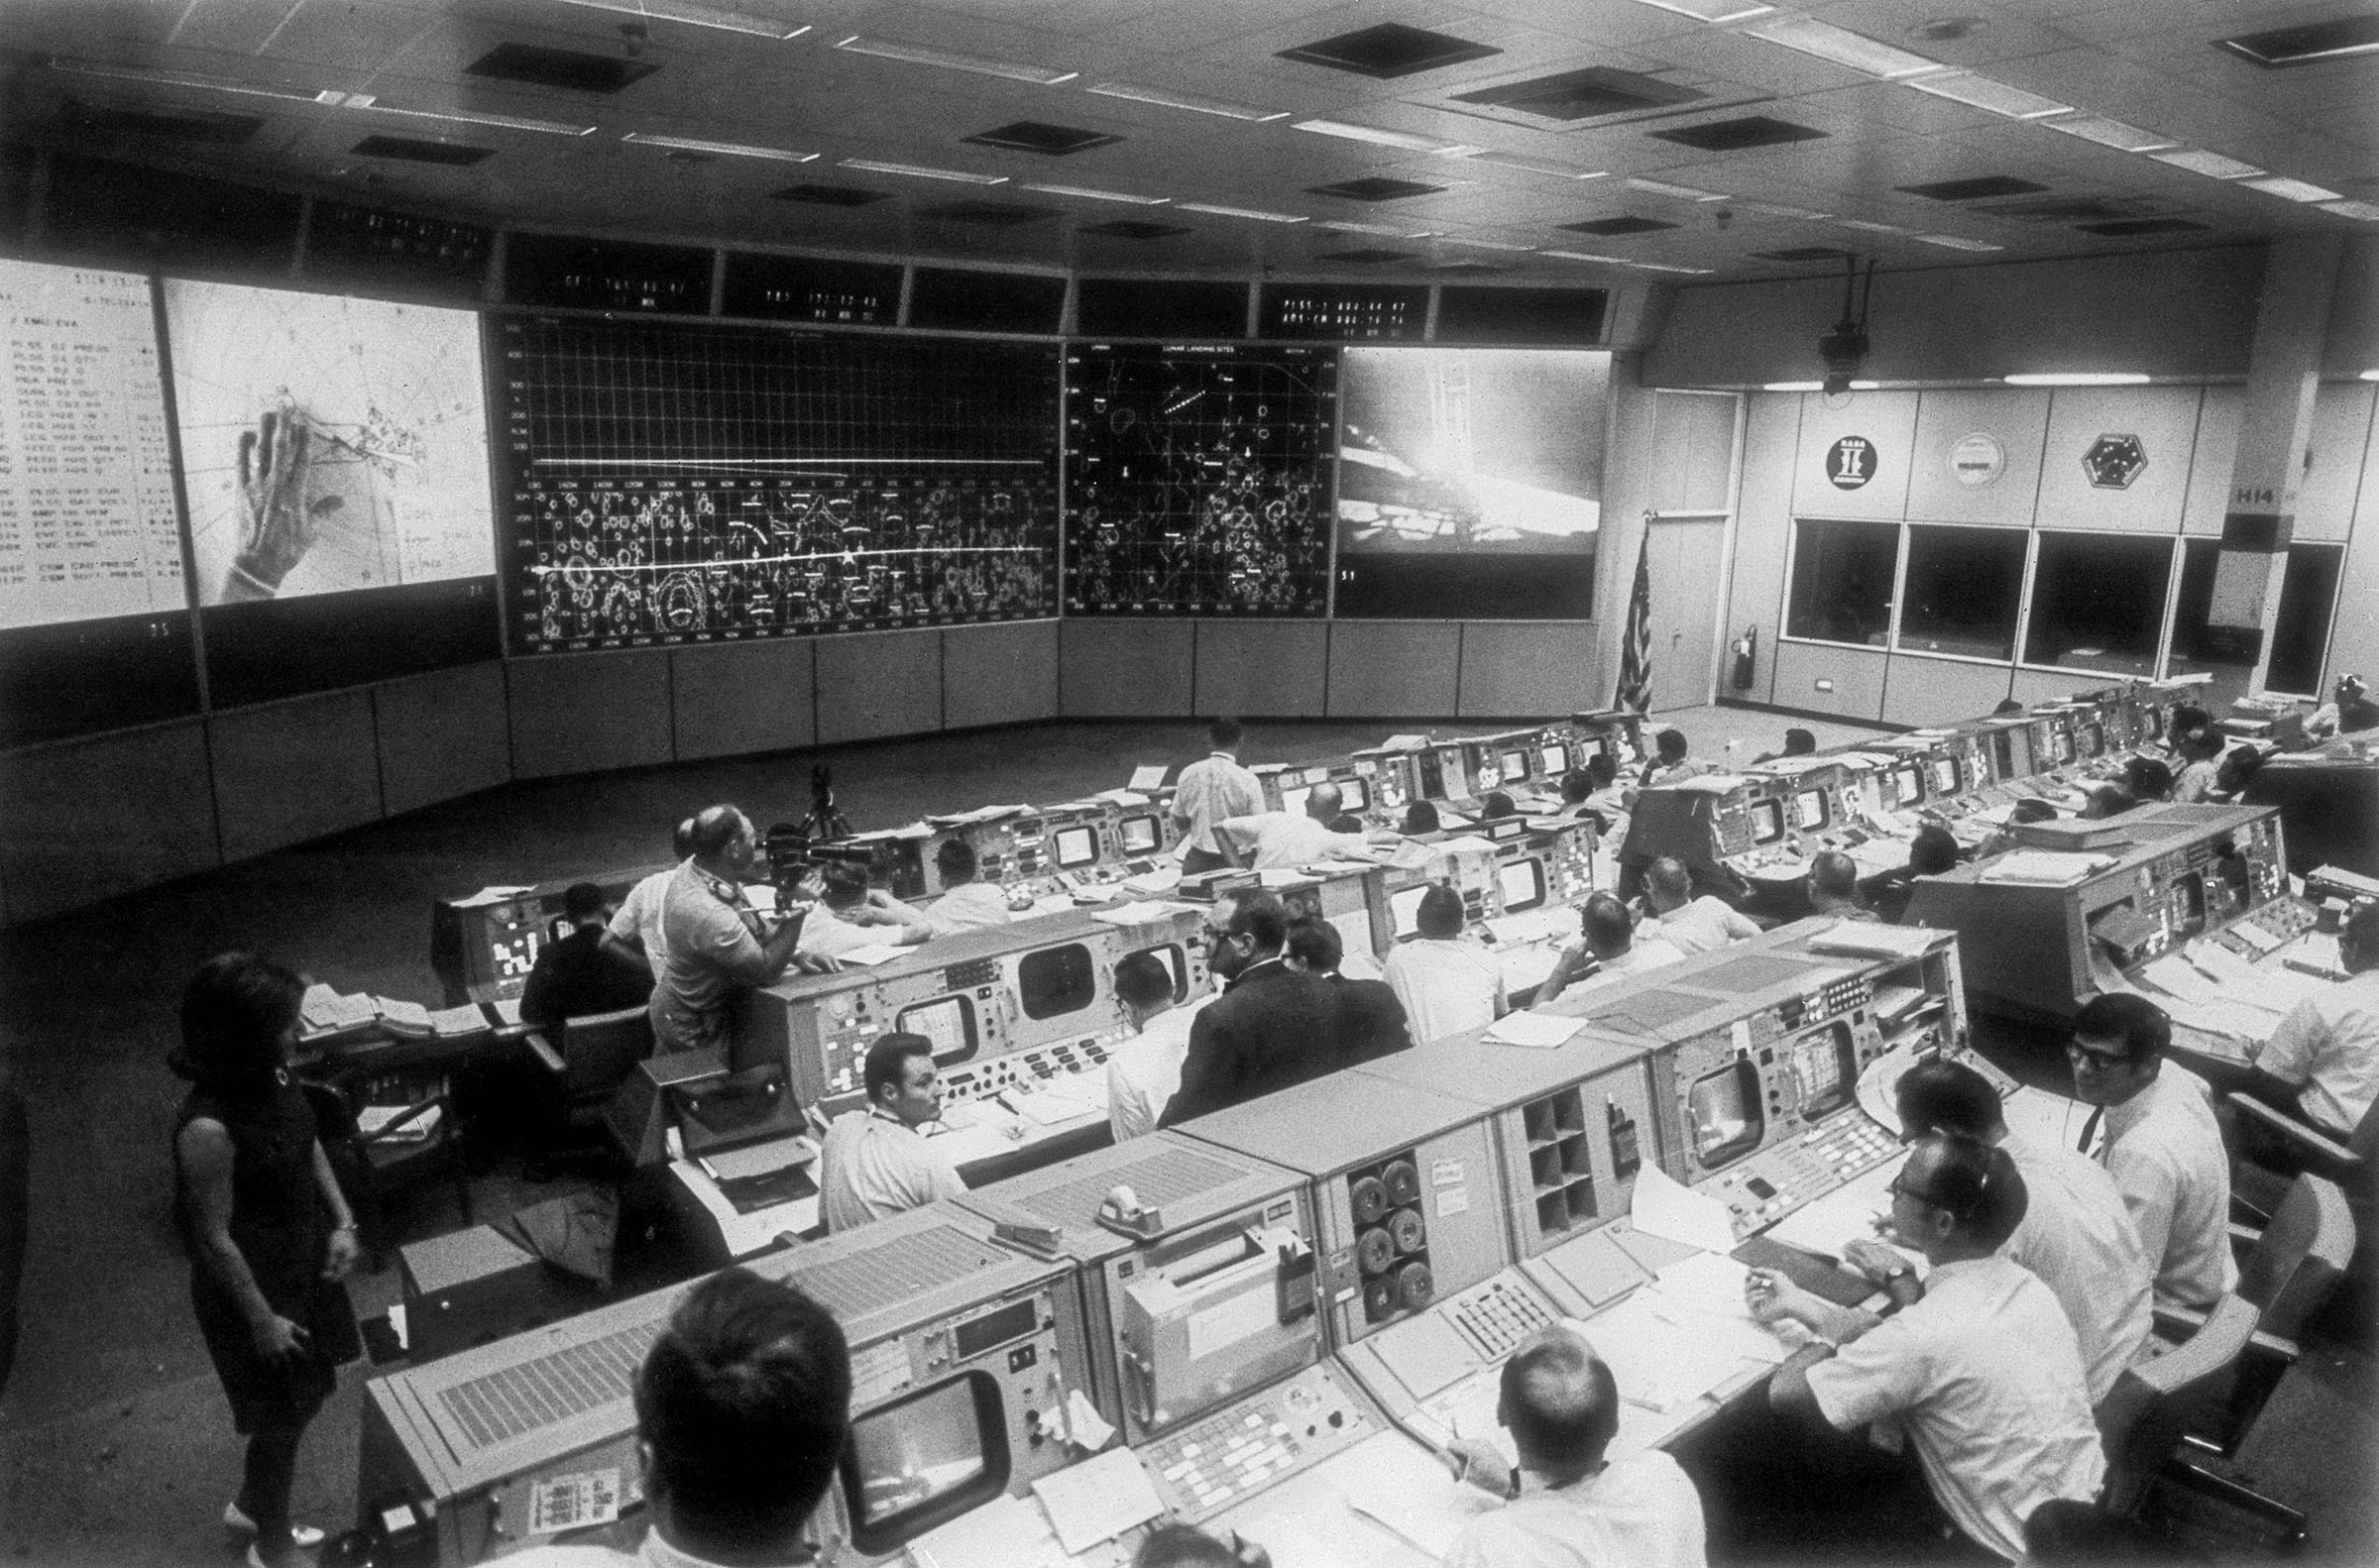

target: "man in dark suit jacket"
[1285,915,1412,1066]
[1161,891,1346,1127]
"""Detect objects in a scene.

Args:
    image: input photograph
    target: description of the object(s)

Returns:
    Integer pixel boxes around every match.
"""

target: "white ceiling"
[2,0,2374,286]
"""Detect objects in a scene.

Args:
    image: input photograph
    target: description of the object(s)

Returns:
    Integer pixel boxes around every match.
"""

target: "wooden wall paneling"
[1458,622,1598,719]
[1192,620,1328,719]
[209,689,384,862]
[943,621,1060,729]
[1879,655,2013,729]
[0,721,221,925]
[1905,388,2051,525]
[671,638,818,761]
[508,650,675,780]
[1767,639,1888,723]
[1325,622,1462,718]
[374,662,511,818]
[815,628,943,744]
[1059,619,1194,718]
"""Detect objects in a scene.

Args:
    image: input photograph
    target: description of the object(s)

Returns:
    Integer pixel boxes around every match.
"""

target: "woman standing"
[171,954,361,1568]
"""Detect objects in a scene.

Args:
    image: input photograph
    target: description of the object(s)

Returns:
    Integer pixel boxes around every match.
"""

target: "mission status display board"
[497,315,1060,651]
[1064,342,1333,616]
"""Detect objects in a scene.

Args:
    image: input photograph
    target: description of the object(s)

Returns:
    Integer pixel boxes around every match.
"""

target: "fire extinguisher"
[1732,625,1758,691]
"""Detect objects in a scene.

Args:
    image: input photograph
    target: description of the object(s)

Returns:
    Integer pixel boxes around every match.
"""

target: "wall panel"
[0,721,220,924]
[209,689,384,862]
[1193,621,1328,719]
[508,650,674,780]
[1726,393,1802,707]
[1791,391,1918,521]
[672,640,817,761]
[374,662,511,818]
[1458,622,1597,719]
[2007,667,2100,709]
[2331,405,2379,686]
[815,629,942,744]
[2035,386,2200,532]
[1879,655,2012,729]
[944,621,1060,730]
[1060,619,1194,718]
[1905,388,2049,526]
[2182,387,2242,537]
[1326,622,1461,718]
[1768,639,1887,724]
[2296,383,2376,544]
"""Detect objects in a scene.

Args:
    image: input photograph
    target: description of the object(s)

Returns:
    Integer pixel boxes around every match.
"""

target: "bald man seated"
[1805,849,1876,922]
[1439,1325,1708,1568]
[1535,893,1684,1006]
[1218,781,1397,871]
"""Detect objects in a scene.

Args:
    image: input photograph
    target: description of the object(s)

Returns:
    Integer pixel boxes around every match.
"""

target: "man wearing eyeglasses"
[1159,890,1344,1128]
[2068,992,2236,1313]
[1745,1134,2103,1564]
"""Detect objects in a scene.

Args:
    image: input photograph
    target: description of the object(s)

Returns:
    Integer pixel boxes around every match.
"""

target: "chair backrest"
[2235,1174,2356,1340]
[560,1004,655,1099]
[2095,1291,2258,1515]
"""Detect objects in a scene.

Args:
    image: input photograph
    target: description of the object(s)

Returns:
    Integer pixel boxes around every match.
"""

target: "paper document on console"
[1128,764,1170,790]
[909,1493,1068,1568]
[1629,1163,1739,1255]
[1646,1253,1794,1367]
[1031,1447,1164,1554]
[450,885,533,908]
[1559,1300,1748,1413]
[1483,1011,1583,1049]
[1347,1473,1499,1561]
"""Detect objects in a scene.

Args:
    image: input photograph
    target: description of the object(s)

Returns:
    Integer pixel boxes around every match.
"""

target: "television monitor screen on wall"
[1334,347,1609,618]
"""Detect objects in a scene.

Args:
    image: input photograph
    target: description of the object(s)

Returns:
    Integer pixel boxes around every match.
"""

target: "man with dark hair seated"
[1873,826,1961,925]
[1161,891,1344,1126]
[798,861,936,960]
[2071,992,2234,1312]
[1402,799,1443,836]
[1481,790,1520,821]
[1439,1324,1707,1568]
[1286,914,1411,1065]
[926,838,1012,933]
[1384,884,1507,1047]
[502,1266,852,1567]
[522,881,654,1033]
[1895,1057,2151,1404]
[1106,951,1209,1144]
[1748,1134,2104,1564]
[2244,900,2379,1139]
[2121,754,2174,804]
[818,1034,964,1232]
[1134,1522,1271,1568]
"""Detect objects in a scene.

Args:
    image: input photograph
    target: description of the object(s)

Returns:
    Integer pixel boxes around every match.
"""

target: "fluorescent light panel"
[1736,200,1833,219]
[1319,220,1435,237]
[2043,115,2179,153]
[341,95,595,135]
[1454,152,1609,180]
[50,58,329,103]
[840,158,1007,184]
[553,0,811,39]
[1745,17,1946,79]
[1542,250,1627,263]
[1901,71,2072,119]
[1176,201,1306,223]
[1763,382,1823,392]
[1628,176,1728,201]
[835,36,1076,85]
[2320,200,2379,222]
[1911,233,2004,251]
[2245,175,2342,202]
[1294,119,1476,155]
[2361,370,2379,382]
[623,132,815,162]
[2002,372,2150,386]
[1634,261,1717,274]
[1836,218,1909,234]
[2148,148,2264,180]
[1085,82,1288,121]
[1437,236,1535,252]
[1629,0,1776,21]
[1020,182,1170,205]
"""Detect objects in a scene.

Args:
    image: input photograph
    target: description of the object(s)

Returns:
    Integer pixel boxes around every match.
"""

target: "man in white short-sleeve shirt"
[1749,1135,2105,1564]
[2073,992,2236,1312]
[819,1035,965,1233]
[1171,717,1264,876]
[1440,1324,1707,1568]
[647,807,819,1055]
[1535,893,1685,1006]
[1106,951,1213,1143]
[602,817,694,978]
[1643,856,1758,956]
[2249,902,2379,1138]
[924,838,1013,935]
[1218,781,1395,872]
[1385,884,1507,1047]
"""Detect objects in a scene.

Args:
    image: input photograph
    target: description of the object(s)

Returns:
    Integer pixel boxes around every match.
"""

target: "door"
[1643,516,1729,711]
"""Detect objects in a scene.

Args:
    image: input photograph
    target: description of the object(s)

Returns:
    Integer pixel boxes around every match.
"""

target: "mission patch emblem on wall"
[1826,435,1875,490]
[2083,433,2147,490]
[1949,432,2005,488]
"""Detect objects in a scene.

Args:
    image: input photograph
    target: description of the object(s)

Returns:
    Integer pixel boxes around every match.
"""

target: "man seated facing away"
[1218,782,1397,871]
[1748,1134,2105,1565]
[523,881,654,1033]
[819,1034,964,1232]
[2169,725,2228,805]
[1642,855,1757,956]
[1976,798,2057,859]
[797,862,937,961]
[1752,727,1818,766]
[603,817,695,980]
[1480,790,1521,821]
[649,806,824,1055]
[925,839,1011,934]
[1640,728,1695,789]
[501,1266,850,1568]
[2309,672,2379,738]
[1287,915,1411,1065]
[2245,900,2379,1139]
[1161,891,1345,1127]
[1384,884,1507,1047]
[1106,951,1211,1143]
[1536,892,1685,1006]
[2070,993,2235,1313]
[1805,849,1876,922]
[1402,800,1442,836]
[1873,825,1961,926]
[1439,1324,1707,1568]
[1895,1058,2153,1405]
[2122,754,2175,805]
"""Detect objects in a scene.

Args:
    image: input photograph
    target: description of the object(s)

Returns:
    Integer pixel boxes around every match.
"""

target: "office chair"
[523,1003,654,1177]
[304,1076,474,1272]
[2224,1090,2377,1221]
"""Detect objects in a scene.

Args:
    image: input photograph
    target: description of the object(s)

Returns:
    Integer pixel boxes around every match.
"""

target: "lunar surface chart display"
[498,316,1060,650]
[1064,342,1334,616]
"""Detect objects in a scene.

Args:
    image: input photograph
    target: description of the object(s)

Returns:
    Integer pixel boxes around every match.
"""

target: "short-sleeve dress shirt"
[649,863,768,1054]
[2100,1064,2237,1311]
[1653,896,1759,955]
[1172,752,1264,856]
[1385,938,1505,1047]
[607,864,680,965]
[819,1109,965,1232]
[1446,1450,1708,1568]
[1106,997,1214,1143]
[2256,970,2379,1137]
[2000,1131,2154,1404]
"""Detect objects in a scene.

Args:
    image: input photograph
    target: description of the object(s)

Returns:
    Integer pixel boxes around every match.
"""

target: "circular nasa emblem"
[1949,432,2005,488]
[1826,435,1875,490]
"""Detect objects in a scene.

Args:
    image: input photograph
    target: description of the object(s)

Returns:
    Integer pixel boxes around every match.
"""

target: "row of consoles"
[426,710,1647,1010]
[363,918,1995,1566]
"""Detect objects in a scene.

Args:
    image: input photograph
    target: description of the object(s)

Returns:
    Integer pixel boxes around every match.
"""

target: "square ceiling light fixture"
[964,121,1122,156]
[1277,22,1502,79]
[1307,176,1449,202]
[1562,215,1677,235]
[1900,175,2047,201]
[1451,65,1705,121]
[1649,115,1826,152]
[2216,13,2379,67]
[1080,219,1190,239]
[465,43,658,93]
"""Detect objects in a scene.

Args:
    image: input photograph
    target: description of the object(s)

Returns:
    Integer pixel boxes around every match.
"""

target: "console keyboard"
[1138,1366,1372,1522]
[1448,1277,1557,1362]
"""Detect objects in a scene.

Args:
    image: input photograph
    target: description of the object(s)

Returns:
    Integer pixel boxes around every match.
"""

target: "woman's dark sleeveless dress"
[176,1079,359,1433]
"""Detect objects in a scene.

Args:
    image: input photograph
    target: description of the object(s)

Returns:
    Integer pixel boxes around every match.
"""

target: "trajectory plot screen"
[1335,348,1610,619]
[500,316,1059,650]
[167,281,493,606]
[1064,341,1333,616]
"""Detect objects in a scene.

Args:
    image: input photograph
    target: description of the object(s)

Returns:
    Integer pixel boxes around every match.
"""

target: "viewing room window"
[2022,532,2174,677]
[1896,524,2028,661]
[2167,539,2344,693]
[1784,517,1898,646]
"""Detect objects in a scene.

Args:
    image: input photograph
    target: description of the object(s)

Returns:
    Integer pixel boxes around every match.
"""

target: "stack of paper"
[358,1102,442,1142]
[299,984,378,1035]
[375,998,435,1037]
[1030,1447,1164,1554]
[829,944,910,967]
[1980,851,2113,886]
[1629,1164,1740,1254]
[426,1003,492,1037]
[1483,1012,1583,1049]
[1090,899,1188,927]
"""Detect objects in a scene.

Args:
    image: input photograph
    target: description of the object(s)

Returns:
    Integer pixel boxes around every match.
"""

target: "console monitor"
[2052,728,2075,764]
[1687,1059,1762,1169]
[1052,826,1098,869]
[896,996,978,1064]
[1498,857,1547,914]
[1120,815,1162,854]
[1748,798,1786,846]
[1787,1022,1855,1119]
[1134,942,1191,1001]
[1892,764,1925,805]
[841,1372,1006,1554]
[1930,757,1959,796]
[1339,776,1371,813]
[2079,723,2104,760]
[1794,788,1828,831]
[1017,944,1096,1020]
[1500,749,1529,783]
[1540,742,1569,778]
[1282,785,1312,818]
[1391,885,1428,940]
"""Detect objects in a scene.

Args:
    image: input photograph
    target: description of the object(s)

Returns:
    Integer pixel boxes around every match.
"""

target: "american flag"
[1614,525,1653,714]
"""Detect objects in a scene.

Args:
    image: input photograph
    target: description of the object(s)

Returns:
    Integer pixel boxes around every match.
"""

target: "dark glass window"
[2269,542,2344,696]
[1898,525,2028,661]
[2022,532,2174,677]
[1785,517,1898,646]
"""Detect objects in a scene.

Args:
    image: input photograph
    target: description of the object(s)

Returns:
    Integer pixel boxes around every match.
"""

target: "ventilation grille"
[435,1317,663,1453]
[1017,1147,1254,1224]
[787,1222,1013,1319]
[1978,195,2173,224]
[964,121,1120,156]
[1651,116,1825,153]
[1452,66,1704,122]
[1308,176,1446,203]
[1562,216,1675,236]
[1900,175,2047,201]
[2217,13,2379,67]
